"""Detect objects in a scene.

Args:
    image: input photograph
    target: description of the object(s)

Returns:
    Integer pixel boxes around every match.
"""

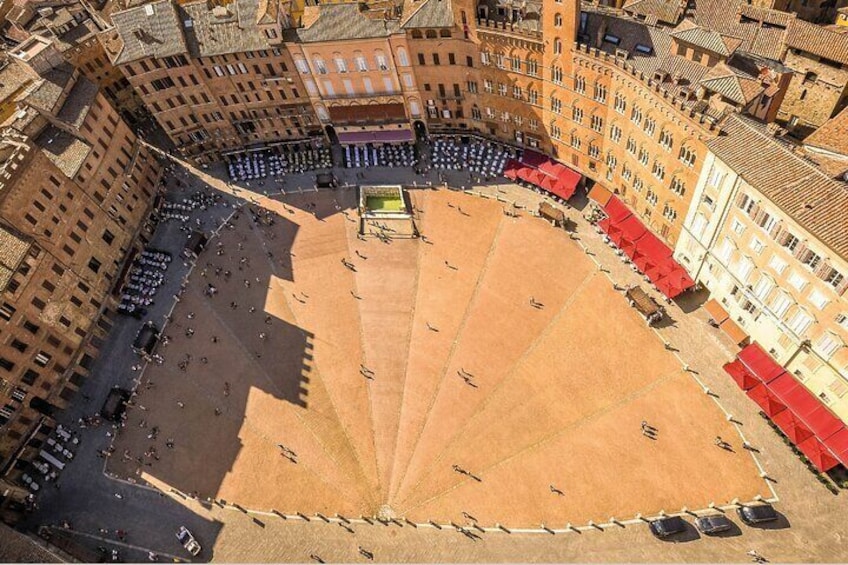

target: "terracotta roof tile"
[35,125,92,179]
[786,19,848,65]
[669,23,744,56]
[622,0,685,25]
[402,0,455,29]
[804,104,848,157]
[109,0,187,65]
[708,114,848,260]
[0,223,30,291]
[297,3,399,42]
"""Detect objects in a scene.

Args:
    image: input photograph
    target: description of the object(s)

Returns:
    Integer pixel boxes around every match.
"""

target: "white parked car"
[176,526,201,556]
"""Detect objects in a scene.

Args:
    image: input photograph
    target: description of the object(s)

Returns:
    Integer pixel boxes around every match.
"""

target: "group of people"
[343,143,416,169]
[118,249,172,319]
[157,190,222,224]
[430,136,515,179]
[226,145,332,182]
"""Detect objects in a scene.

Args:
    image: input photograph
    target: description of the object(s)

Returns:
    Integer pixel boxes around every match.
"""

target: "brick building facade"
[101,0,316,164]
[674,114,848,421]
[0,36,162,509]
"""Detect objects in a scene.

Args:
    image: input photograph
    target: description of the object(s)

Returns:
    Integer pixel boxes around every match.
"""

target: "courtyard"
[107,185,766,528]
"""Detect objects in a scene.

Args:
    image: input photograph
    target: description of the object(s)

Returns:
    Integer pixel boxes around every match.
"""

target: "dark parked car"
[737,504,778,525]
[648,516,688,538]
[695,514,733,534]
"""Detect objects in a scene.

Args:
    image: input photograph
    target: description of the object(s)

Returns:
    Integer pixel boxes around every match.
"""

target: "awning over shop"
[329,103,406,124]
[725,343,848,472]
[772,408,815,444]
[503,159,521,180]
[719,317,749,346]
[824,428,848,464]
[746,383,787,417]
[705,299,729,324]
[338,129,414,144]
[797,437,840,472]
[738,343,786,384]
[596,196,695,299]
[612,215,647,247]
[587,184,613,208]
[504,151,582,201]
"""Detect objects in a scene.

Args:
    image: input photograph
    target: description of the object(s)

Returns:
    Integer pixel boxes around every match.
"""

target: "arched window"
[553,38,562,54]
[409,99,421,117]
[679,146,696,167]
[659,128,673,150]
[412,30,423,39]
[439,29,451,37]
[354,51,368,71]
[554,13,562,27]
[313,56,327,74]
[425,29,437,39]
[294,57,309,74]
[333,52,347,73]
[397,47,409,67]
[374,50,388,71]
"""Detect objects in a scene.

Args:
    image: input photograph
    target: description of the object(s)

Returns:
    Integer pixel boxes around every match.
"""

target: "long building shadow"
[103,193,380,523]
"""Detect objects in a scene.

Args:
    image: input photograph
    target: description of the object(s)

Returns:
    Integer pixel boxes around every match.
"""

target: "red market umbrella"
[656,267,696,299]
[724,361,759,390]
[772,409,815,444]
[633,252,656,273]
[620,238,639,259]
[796,437,840,472]
[746,383,788,417]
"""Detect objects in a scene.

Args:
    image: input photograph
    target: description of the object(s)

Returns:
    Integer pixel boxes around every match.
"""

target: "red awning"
[727,345,848,470]
[512,155,581,201]
[655,266,696,299]
[538,160,565,177]
[598,196,694,299]
[503,159,521,180]
[737,343,786,384]
[520,149,547,168]
[551,167,581,200]
[796,437,840,472]
[597,217,613,235]
[603,196,632,224]
[772,409,815,444]
[746,383,787,417]
[616,215,647,246]
[798,404,845,441]
[338,129,413,144]
[724,360,760,390]
[633,252,658,273]
[823,428,848,464]
[635,232,673,262]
